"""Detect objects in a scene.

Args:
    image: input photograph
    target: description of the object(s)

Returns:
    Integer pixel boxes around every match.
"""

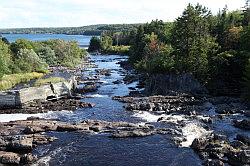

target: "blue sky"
[0,0,246,28]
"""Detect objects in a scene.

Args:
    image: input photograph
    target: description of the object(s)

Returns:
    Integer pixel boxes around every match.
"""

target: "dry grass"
[0,72,44,91]
[34,77,66,87]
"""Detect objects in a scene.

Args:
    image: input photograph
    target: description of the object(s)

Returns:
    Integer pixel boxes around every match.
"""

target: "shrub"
[14,48,48,73]
[37,46,57,66]
[0,40,12,78]
[88,37,101,52]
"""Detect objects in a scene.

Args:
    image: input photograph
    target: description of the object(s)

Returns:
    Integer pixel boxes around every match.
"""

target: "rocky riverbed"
[0,55,249,166]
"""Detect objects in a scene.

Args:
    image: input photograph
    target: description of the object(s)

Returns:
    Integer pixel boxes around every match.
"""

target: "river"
[27,55,202,166]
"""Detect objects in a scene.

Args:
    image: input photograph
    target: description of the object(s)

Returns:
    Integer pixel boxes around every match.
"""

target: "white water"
[85,94,108,98]
[181,123,211,147]
[133,111,185,123]
[0,110,73,123]
[133,111,212,147]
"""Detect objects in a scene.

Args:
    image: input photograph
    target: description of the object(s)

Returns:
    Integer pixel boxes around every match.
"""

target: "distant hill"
[0,24,140,35]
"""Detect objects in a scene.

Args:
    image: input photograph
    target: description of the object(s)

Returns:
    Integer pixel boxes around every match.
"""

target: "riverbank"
[0,54,249,165]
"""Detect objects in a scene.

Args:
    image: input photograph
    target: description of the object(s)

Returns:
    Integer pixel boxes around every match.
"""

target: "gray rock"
[0,151,20,165]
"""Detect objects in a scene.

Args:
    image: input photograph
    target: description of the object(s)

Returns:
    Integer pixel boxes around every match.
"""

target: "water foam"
[133,111,185,123]
[86,94,108,98]
[0,110,73,123]
[181,123,211,147]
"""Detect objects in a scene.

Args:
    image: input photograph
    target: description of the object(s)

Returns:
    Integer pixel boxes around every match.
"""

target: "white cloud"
[0,0,246,28]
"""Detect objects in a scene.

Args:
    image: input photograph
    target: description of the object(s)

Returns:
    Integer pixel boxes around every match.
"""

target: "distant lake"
[2,34,93,48]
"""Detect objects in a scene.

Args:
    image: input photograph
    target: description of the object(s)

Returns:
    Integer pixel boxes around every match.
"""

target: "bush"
[14,48,48,73]
[37,46,57,66]
[34,77,65,87]
[104,45,130,55]
[88,37,101,52]
[0,40,12,78]
[43,39,86,68]
[0,72,44,91]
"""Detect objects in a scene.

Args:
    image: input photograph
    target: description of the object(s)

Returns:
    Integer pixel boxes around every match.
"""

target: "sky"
[0,0,246,28]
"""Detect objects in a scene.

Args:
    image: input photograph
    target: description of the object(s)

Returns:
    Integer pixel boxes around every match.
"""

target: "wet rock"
[227,150,250,166]
[20,153,37,164]
[113,80,123,84]
[77,84,98,93]
[111,129,155,138]
[32,135,57,145]
[123,74,138,84]
[203,159,224,166]
[89,125,102,132]
[23,126,46,134]
[95,69,111,76]
[236,134,250,146]
[191,137,209,151]
[230,140,247,149]
[2,98,93,114]
[233,119,250,130]
[56,124,87,132]
[0,151,20,165]
[7,136,33,152]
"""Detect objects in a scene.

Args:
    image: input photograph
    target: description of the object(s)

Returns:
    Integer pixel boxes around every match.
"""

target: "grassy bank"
[34,77,66,87]
[0,72,44,91]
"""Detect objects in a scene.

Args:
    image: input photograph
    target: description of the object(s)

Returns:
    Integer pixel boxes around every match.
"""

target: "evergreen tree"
[171,3,218,79]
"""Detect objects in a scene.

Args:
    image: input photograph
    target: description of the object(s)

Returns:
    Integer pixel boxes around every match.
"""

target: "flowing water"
[31,55,202,166]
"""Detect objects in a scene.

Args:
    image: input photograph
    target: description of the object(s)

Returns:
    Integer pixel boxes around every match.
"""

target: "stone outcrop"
[0,77,77,110]
[144,73,208,95]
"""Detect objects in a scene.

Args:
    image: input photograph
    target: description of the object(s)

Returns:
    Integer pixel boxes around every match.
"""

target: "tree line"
[129,2,250,98]
[0,24,139,36]
[88,1,250,98]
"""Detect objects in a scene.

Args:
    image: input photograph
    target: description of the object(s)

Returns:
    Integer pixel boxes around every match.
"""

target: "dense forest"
[89,1,250,99]
[0,24,139,36]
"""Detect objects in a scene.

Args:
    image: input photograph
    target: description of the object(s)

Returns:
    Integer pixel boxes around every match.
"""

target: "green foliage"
[240,25,250,51]
[101,35,113,51]
[42,39,86,68]
[14,48,48,73]
[10,39,34,55]
[0,41,12,79]
[0,72,44,91]
[104,45,130,55]
[88,37,101,52]
[34,77,65,87]
[37,46,57,66]
[242,0,250,26]
[134,32,175,73]
[171,4,218,79]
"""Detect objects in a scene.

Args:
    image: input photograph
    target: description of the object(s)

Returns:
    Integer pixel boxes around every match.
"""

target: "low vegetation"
[0,37,87,91]
[0,72,44,91]
[34,77,66,87]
